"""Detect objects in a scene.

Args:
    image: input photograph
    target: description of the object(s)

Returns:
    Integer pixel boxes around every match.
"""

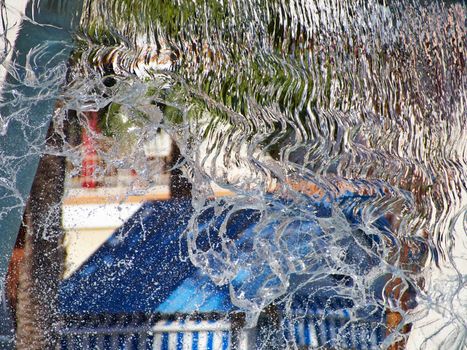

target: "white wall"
[0,0,29,88]
[407,194,467,349]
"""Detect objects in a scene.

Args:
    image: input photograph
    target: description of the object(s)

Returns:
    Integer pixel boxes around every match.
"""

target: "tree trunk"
[15,121,66,349]
[168,141,192,198]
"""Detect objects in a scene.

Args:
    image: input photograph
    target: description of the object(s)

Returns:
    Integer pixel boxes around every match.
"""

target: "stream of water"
[1,0,466,349]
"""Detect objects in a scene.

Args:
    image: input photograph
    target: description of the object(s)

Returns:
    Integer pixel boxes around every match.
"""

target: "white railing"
[56,317,253,350]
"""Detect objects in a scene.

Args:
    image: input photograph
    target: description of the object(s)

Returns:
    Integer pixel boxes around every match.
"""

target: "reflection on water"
[1,0,466,349]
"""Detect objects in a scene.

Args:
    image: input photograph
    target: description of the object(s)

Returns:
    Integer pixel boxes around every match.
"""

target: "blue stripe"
[146,334,154,350]
[118,334,125,349]
[207,331,214,350]
[103,335,112,350]
[365,326,372,349]
[70,335,80,349]
[222,331,230,350]
[303,318,310,346]
[343,324,351,349]
[324,317,332,347]
[365,323,373,349]
[130,333,139,350]
[294,320,300,344]
[346,327,353,349]
[364,325,372,350]
[282,319,290,342]
[161,332,169,350]
[376,323,384,344]
[355,325,363,350]
[333,316,342,348]
[177,331,184,350]
[89,334,97,349]
[192,331,199,350]
[60,336,68,350]
[342,308,350,318]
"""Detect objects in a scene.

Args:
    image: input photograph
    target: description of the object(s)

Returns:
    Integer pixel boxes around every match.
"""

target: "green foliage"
[74,0,360,150]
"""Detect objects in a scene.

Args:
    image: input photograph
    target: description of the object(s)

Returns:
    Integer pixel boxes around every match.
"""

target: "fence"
[55,311,387,350]
[56,314,253,350]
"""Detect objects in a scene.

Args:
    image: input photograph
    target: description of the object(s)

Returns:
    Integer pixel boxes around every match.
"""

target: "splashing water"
[1,0,466,349]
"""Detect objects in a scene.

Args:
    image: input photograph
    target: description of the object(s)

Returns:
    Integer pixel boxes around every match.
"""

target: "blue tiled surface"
[59,194,390,317]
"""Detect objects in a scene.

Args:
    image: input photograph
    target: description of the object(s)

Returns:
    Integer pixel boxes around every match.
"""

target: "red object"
[81,111,100,188]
